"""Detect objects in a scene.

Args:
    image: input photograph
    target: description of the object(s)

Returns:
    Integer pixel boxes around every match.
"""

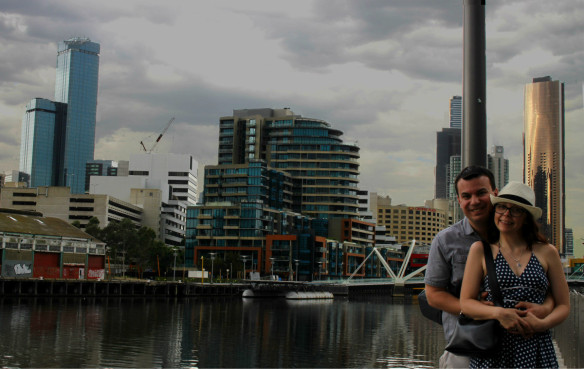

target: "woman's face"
[494,202,527,234]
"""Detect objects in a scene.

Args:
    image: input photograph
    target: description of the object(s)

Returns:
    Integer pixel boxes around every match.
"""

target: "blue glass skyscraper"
[54,38,100,193]
[19,98,67,187]
[19,37,100,194]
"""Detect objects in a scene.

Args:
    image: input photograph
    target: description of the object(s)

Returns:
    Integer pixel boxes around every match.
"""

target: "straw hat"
[490,181,542,219]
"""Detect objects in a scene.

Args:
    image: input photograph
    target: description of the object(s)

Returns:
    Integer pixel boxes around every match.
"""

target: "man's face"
[456,176,498,229]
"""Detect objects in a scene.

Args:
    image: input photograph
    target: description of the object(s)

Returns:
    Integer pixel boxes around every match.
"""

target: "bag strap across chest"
[482,240,503,307]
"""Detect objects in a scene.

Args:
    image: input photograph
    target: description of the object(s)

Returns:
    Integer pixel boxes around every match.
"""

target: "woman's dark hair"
[521,213,548,248]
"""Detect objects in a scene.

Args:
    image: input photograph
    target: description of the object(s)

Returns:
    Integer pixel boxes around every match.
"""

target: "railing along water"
[554,290,584,368]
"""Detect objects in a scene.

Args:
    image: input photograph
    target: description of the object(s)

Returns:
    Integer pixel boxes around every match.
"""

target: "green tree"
[101,218,139,276]
[85,217,102,239]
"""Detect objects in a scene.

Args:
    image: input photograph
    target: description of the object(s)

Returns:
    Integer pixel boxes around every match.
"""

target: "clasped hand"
[480,298,546,338]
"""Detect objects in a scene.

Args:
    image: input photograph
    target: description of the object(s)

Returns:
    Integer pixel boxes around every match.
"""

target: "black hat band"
[499,194,532,206]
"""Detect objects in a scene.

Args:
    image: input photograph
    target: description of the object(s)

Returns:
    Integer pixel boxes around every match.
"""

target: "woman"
[460,181,570,368]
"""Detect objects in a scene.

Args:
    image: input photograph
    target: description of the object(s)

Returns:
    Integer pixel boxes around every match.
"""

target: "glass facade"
[435,127,461,199]
[19,98,67,188]
[217,109,360,219]
[449,95,462,129]
[264,117,360,219]
[55,38,100,194]
[524,76,565,252]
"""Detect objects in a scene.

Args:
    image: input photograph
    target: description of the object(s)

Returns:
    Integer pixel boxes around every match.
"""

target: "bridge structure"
[339,240,427,294]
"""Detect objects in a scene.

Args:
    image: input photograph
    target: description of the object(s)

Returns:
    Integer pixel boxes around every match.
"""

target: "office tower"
[54,38,100,194]
[487,145,509,190]
[448,154,463,222]
[524,76,565,252]
[565,228,573,257]
[449,96,462,129]
[218,108,360,219]
[435,127,461,199]
[19,98,67,187]
[19,38,100,194]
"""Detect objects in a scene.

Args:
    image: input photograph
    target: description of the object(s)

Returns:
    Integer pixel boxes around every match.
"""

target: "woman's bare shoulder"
[533,242,559,255]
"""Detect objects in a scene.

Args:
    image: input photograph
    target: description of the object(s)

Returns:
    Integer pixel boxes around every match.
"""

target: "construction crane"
[140,117,175,153]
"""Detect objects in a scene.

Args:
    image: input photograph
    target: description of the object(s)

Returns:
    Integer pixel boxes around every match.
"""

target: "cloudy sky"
[1,1,583,252]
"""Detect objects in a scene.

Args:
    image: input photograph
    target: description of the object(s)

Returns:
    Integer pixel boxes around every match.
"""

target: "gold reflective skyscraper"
[523,76,565,252]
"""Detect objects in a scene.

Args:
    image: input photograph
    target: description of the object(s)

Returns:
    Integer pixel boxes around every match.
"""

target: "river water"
[2,293,582,368]
[0,296,446,368]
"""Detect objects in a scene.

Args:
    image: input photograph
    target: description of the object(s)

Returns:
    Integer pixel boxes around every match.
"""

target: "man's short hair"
[454,165,496,196]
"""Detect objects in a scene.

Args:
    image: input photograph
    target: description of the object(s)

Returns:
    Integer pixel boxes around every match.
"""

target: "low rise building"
[0,186,143,229]
[373,193,449,245]
[0,208,106,279]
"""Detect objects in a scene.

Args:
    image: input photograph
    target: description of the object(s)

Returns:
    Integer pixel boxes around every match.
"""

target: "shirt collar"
[461,217,479,237]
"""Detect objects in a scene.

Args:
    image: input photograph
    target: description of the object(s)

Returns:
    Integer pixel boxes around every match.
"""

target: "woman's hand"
[521,311,547,333]
[496,307,534,338]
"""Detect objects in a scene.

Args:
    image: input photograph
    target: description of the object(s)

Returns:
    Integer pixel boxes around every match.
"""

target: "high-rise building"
[449,96,462,129]
[565,228,573,257]
[218,108,360,219]
[524,76,565,252]
[54,38,100,194]
[487,145,509,190]
[19,38,100,194]
[447,154,463,222]
[435,127,461,199]
[19,98,67,188]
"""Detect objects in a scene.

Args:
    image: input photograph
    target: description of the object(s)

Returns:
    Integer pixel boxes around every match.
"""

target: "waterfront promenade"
[0,278,427,299]
[2,277,583,299]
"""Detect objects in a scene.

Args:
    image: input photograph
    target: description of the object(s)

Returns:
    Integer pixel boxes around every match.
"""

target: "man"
[424,166,552,368]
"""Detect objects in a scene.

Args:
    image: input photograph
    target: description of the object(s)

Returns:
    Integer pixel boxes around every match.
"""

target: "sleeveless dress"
[469,251,558,368]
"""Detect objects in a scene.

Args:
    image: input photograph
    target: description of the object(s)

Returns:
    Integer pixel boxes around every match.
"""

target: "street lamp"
[201,256,204,284]
[173,248,177,281]
[209,252,216,284]
[270,257,275,280]
[241,255,249,280]
[294,259,299,281]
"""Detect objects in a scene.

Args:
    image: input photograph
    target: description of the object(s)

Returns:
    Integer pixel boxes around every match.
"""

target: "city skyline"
[0,1,583,251]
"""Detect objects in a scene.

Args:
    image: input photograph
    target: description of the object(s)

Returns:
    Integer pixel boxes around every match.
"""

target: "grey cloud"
[242,1,466,82]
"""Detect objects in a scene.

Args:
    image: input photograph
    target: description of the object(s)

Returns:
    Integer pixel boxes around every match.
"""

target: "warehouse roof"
[0,208,102,243]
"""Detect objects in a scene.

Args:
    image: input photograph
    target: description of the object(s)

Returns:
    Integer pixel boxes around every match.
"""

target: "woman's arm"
[460,241,494,319]
[523,243,570,331]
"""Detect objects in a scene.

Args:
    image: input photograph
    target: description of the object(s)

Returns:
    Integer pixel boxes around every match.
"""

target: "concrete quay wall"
[0,278,430,299]
[0,279,246,298]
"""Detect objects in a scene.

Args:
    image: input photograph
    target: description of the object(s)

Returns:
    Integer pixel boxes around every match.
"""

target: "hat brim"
[490,195,542,219]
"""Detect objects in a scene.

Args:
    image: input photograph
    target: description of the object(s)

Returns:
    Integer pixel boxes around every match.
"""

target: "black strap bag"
[444,241,504,357]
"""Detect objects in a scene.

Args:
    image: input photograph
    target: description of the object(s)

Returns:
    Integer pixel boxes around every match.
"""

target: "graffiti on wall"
[1,261,33,278]
[88,269,105,280]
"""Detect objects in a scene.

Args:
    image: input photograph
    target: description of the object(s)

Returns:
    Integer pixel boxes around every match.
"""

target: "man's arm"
[515,293,554,319]
[425,284,462,316]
